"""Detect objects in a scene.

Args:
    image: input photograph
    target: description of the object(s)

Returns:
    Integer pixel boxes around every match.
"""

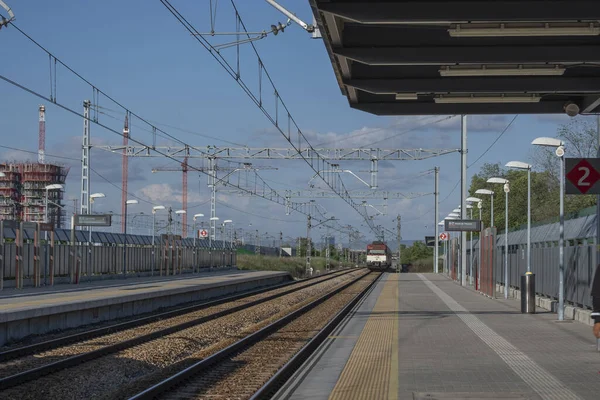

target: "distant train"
[366,241,393,271]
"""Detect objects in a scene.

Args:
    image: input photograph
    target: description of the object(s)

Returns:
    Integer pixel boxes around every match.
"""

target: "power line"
[468,115,519,169]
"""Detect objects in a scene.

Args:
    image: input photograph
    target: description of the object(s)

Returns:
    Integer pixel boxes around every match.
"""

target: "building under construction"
[0,105,69,227]
[0,163,68,227]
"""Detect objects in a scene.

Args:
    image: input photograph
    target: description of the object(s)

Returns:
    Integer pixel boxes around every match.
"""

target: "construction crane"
[38,105,45,164]
[151,156,189,237]
[151,161,277,240]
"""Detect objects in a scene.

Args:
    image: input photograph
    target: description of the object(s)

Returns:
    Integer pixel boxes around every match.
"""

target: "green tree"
[401,241,433,263]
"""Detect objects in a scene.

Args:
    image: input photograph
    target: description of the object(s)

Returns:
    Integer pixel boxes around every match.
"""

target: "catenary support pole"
[461,115,468,286]
[434,166,439,273]
[558,152,565,320]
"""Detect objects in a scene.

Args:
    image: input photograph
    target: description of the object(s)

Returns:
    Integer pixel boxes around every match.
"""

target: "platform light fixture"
[439,65,565,77]
[448,23,600,37]
[435,95,541,104]
[395,93,418,100]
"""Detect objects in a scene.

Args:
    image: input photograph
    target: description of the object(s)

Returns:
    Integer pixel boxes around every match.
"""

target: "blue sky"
[0,1,592,246]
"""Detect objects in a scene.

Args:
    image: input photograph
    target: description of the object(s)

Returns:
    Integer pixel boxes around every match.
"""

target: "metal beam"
[317,1,600,24]
[334,46,600,66]
[351,101,572,116]
[93,146,459,160]
[238,190,430,199]
[346,77,600,94]
[581,95,600,114]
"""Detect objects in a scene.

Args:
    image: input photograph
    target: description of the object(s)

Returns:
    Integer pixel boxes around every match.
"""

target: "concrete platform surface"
[0,269,291,346]
[278,273,600,400]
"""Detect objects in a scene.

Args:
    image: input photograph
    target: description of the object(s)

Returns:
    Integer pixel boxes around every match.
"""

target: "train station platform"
[276,273,600,400]
[0,269,292,347]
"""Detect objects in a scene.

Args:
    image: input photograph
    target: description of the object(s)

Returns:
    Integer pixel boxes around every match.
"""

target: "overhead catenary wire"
[158,0,383,235]
[403,115,520,223]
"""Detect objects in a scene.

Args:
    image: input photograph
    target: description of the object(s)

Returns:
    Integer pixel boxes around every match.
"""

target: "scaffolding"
[0,162,68,227]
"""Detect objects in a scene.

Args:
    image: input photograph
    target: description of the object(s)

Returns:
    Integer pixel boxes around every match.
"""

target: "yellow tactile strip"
[329,274,399,400]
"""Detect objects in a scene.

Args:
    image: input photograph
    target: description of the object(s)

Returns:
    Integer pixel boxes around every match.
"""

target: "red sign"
[439,232,448,240]
[199,229,208,238]
[565,158,600,194]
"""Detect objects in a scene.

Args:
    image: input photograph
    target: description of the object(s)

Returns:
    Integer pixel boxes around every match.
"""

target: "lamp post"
[475,189,495,228]
[532,137,566,321]
[88,193,105,279]
[44,184,63,285]
[467,196,483,289]
[487,177,510,299]
[445,215,459,275]
[223,219,232,266]
[122,199,138,277]
[209,216,219,267]
[193,213,204,272]
[151,205,166,275]
[175,209,186,237]
[506,161,532,273]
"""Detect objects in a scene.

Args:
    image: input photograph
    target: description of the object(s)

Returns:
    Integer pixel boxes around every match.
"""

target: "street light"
[506,161,532,274]
[532,136,566,321]
[487,177,510,299]
[88,193,106,280]
[191,213,205,272]
[223,219,233,266]
[175,209,186,237]
[122,199,138,276]
[151,205,166,275]
[467,196,483,288]
[475,189,495,228]
[209,216,219,267]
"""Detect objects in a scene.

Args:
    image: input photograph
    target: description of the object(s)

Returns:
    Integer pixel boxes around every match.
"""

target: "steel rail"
[0,268,357,389]
[128,271,382,400]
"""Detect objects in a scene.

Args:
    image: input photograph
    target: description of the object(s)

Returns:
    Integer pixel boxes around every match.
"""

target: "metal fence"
[458,213,598,309]
[0,225,250,289]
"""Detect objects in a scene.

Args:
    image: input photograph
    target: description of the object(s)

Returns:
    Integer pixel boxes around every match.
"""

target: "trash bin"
[521,272,536,314]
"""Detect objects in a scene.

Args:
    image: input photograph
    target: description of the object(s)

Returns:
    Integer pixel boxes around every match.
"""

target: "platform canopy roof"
[308,0,600,115]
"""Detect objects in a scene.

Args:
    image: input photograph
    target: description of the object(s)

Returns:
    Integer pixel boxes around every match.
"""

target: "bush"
[236,254,356,279]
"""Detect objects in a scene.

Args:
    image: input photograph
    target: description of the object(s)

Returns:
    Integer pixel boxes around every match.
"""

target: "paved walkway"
[0,269,286,317]
[0,267,238,299]
[280,273,600,400]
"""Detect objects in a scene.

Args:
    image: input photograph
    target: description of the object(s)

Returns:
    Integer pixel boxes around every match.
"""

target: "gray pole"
[558,153,565,320]
[597,115,600,318]
[397,215,401,273]
[469,207,473,285]
[527,167,531,272]
[434,167,439,273]
[153,212,157,275]
[461,114,468,286]
[88,199,93,281]
[44,189,49,285]
[306,214,312,275]
[479,204,482,289]
[504,185,509,299]
[491,194,494,228]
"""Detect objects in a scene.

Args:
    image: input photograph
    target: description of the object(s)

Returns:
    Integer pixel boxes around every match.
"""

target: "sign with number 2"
[565,158,600,195]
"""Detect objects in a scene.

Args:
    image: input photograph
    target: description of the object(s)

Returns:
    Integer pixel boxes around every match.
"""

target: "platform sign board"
[161,234,182,241]
[565,158,600,195]
[2,220,17,229]
[198,229,208,238]
[22,222,37,230]
[444,219,482,232]
[73,214,112,227]
[39,223,54,232]
[425,236,436,247]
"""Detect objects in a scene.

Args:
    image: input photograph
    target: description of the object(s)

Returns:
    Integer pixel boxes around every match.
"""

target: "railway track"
[126,271,381,400]
[0,268,354,363]
[0,268,366,400]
